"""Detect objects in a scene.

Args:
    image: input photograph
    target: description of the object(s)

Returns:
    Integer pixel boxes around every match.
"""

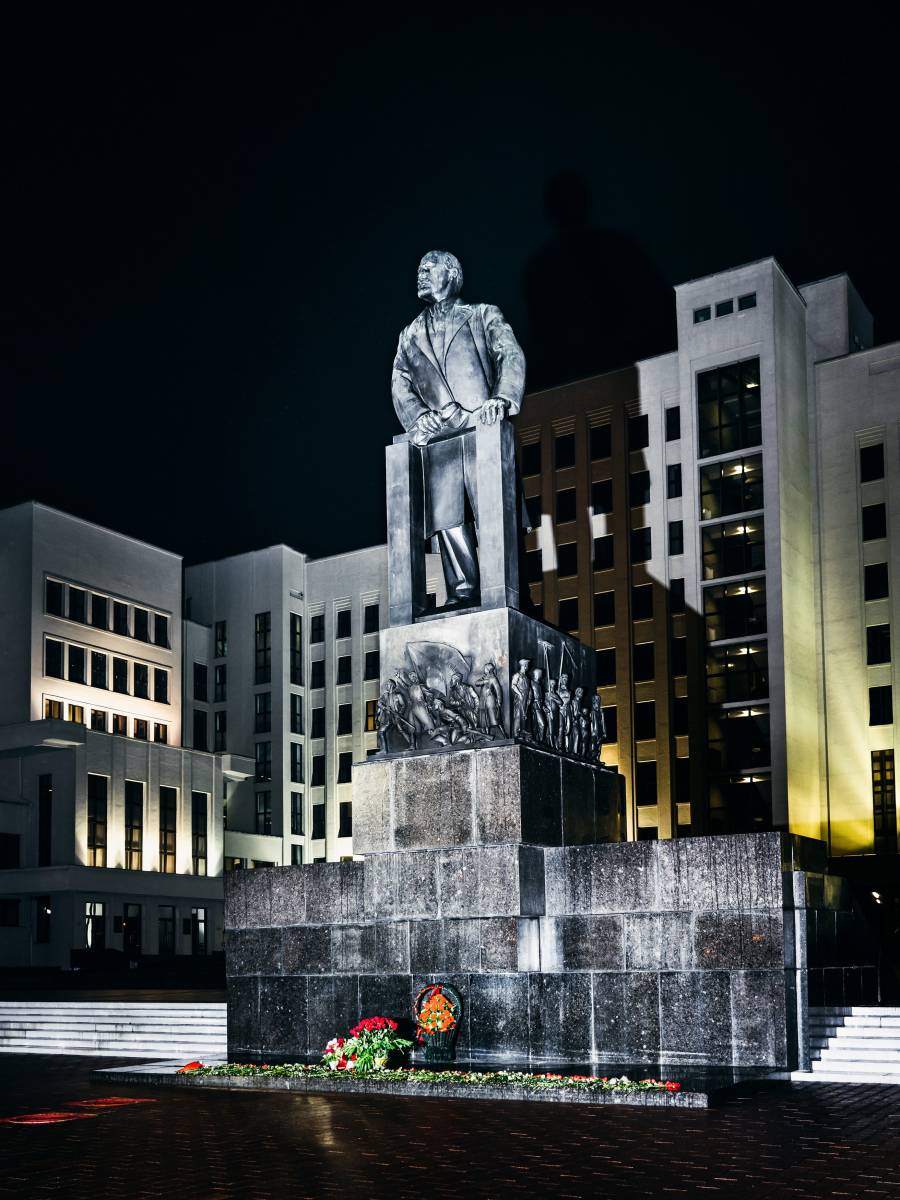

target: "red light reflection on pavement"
[0,1111,99,1126]
[68,1097,157,1109]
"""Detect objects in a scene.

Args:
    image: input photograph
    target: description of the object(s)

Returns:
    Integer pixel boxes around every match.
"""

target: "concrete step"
[0,1001,228,1056]
[0,1004,226,1014]
[817,1046,900,1063]
[813,1007,900,1018]
[810,1021,900,1038]
[0,1038,225,1057]
[812,1037,900,1053]
[794,1068,900,1085]
[0,1019,226,1030]
[0,1029,226,1044]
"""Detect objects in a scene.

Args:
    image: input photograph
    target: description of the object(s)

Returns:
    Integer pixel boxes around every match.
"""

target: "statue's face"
[417,255,456,303]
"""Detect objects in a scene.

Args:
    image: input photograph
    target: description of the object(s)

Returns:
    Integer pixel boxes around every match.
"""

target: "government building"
[0,257,896,972]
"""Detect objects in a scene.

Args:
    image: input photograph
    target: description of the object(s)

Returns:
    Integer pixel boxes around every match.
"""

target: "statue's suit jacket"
[391,301,526,537]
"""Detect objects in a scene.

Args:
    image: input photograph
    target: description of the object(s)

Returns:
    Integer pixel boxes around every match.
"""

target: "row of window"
[44,697,168,742]
[254,793,353,842]
[310,604,380,644]
[693,291,757,324]
[0,895,209,955]
[86,775,208,875]
[46,579,170,647]
[521,412,665,481]
[44,637,170,703]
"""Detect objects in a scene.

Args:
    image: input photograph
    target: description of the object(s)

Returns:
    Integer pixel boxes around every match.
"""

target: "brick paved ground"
[1,1055,899,1199]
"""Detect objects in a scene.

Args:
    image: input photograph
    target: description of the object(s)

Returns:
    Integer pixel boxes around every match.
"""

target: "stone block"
[303,861,364,924]
[224,869,249,930]
[351,756,392,855]
[358,974,412,1028]
[307,975,359,1052]
[561,758,595,845]
[227,975,259,1053]
[556,915,625,971]
[659,971,731,1062]
[259,976,308,1056]
[374,921,410,973]
[282,925,332,975]
[243,870,273,928]
[624,913,692,971]
[362,851,439,920]
[517,747,561,846]
[528,973,592,1061]
[592,972,660,1060]
[692,911,784,970]
[410,919,481,974]
[480,918,519,971]
[225,927,280,977]
[269,867,307,927]
[467,973,529,1059]
[437,845,527,918]
[393,750,475,850]
[730,971,787,1066]
[328,925,374,974]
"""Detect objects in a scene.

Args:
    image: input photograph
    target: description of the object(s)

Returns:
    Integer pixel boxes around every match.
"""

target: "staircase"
[798,1006,900,1083]
[0,1001,227,1058]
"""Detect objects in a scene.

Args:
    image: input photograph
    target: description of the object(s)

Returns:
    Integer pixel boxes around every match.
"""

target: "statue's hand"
[478,397,509,426]
[415,410,444,439]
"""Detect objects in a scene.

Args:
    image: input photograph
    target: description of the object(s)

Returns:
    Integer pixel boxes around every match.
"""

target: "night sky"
[4,4,897,565]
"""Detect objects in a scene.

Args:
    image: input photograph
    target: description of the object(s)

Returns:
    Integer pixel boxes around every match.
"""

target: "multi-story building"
[516,259,897,855]
[0,503,233,970]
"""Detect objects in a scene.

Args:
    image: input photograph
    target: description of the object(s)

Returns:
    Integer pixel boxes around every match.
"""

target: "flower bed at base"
[176,1063,681,1095]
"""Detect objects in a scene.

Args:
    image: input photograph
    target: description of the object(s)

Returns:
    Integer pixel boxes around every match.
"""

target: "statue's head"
[575,686,583,699]
[417,251,463,303]
[560,673,568,686]
[548,679,557,693]
[592,694,600,709]
[517,659,530,671]
[449,673,461,686]
[531,668,542,681]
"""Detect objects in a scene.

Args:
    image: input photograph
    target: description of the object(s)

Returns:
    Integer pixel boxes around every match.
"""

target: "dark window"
[46,579,64,616]
[214,710,227,752]
[291,792,304,836]
[865,563,890,601]
[289,613,303,685]
[255,791,272,836]
[593,534,614,571]
[291,742,304,784]
[632,583,653,621]
[68,587,87,623]
[365,650,380,681]
[602,705,617,743]
[700,454,763,520]
[0,899,20,927]
[153,613,168,647]
[339,801,353,837]
[338,703,353,735]
[134,662,149,699]
[633,642,655,682]
[291,844,303,865]
[255,612,272,684]
[555,433,576,469]
[558,542,578,578]
[706,641,767,702]
[737,292,757,311]
[670,578,685,615]
[715,298,734,318]
[628,413,649,450]
[84,901,105,950]
[311,614,325,644]
[556,488,577,524]
[693,306,711,324]
[591,478,613,514]
[860,443,885,483]
[191,907,207,955]
[193,662,207,702]
[697,358,761,458]
[337,655,352,685]
[154,667,168,704]
[702,517,765,580]
[669,520,684,556]
[111,713,126,736]
[290,693,303,735]
[113,602,129,636]
[872,750,897,855]
[215,620,227,657]
[708,709,771,772]
[634,701,656,740]
[526,548,543,583]
[630,527,652,563]
[38,775,52,866]
[255,691,271,734]
[665,407,681,440]
[312,804,326,839]
[524,493,542,530]
[667,463,682,499]
[46,638,64,679]
[337,609,351,639]
[590,424,611,460]
[91,709,107,732]
[363,603,380,634]
[193,709,208,752]
[863,503,887,541]
[629,470,650,507]
[158,905,175,955]
[213,664,226,703]
[312,707,325,738]
[870,687,893,727]
[338,752,353,784]
[594,591,615,627]
[68,644,86,684]
[311,659,325,689]
[0,833,19,869]
[704,577,766,641]
[671,636,688,676]
[154,722,167,744]
[91,650,107,689]
[558,597,579,634]
[255,740,271,781]
[133,607,150,642]
[597,648,616,687]
[87,774,107,867]
[91,594,108,629]
[113,657,128,693]
[36,896,51,943]
[521,441,541,476]
[125,780,143,870]
[867,624,892,665]
[635,760,658,804]
[673,697,690,737]
[312,755,326,787]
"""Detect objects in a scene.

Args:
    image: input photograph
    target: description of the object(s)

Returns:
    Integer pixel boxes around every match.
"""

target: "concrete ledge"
[92,1061,706,1107]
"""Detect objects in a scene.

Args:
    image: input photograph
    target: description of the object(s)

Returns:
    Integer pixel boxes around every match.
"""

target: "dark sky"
[4,3,897,565]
